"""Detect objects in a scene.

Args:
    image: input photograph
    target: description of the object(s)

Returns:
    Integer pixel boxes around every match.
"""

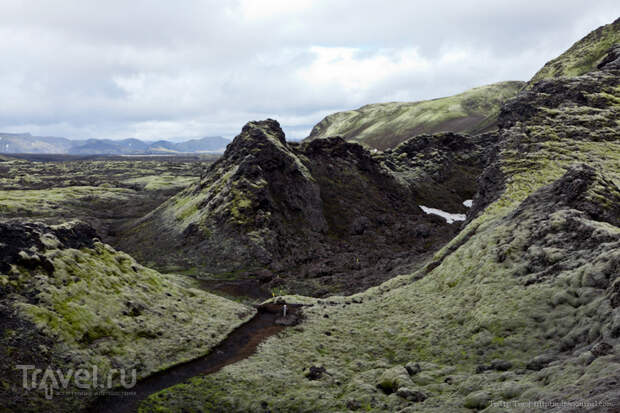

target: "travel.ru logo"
[16,365,136,399]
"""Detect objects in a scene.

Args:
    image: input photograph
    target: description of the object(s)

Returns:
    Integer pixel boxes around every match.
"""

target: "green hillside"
[306,81,524,150]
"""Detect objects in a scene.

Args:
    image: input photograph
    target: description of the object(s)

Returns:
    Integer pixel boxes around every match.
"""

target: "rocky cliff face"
[120,119,480,295]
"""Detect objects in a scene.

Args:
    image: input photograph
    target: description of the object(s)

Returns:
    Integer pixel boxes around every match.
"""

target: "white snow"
[463,199,473,208]
[420,206,466,224]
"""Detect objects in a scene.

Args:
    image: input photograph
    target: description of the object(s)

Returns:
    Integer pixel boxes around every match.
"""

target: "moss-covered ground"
[0,157,210,242]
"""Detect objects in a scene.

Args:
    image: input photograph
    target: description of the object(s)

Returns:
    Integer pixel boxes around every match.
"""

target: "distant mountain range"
[0,133,230,154]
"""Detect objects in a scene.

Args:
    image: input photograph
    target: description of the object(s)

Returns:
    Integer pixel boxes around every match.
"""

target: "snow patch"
[463,199,473,208]
[420,206,466,224]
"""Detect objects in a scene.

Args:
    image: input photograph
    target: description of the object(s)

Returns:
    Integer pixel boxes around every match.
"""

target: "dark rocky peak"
[124,119,460,295]
[222,119,288,162]
[202,119,305,188]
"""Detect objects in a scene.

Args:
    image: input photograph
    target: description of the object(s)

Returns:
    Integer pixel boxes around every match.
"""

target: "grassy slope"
[0,221,254,412]
[139,43,620,412]
[307,81,524,150]
[530,18,620,83]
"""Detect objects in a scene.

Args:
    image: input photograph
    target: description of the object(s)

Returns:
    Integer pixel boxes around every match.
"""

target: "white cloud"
[0,1,618,140]
[298,47,431,95]
[237,0,314,21]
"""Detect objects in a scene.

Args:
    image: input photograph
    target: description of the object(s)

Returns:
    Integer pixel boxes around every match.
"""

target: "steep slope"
[119,120,470,296]
[0,221,253,412]
[530,17,619,83]
[140,41,620,412]
[306,81,524,150]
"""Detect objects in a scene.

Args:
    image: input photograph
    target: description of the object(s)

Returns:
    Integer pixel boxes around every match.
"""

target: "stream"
[86,301,301,413]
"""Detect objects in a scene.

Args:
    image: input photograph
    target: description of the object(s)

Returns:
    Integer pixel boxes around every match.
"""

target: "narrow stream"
[86,302,301,413]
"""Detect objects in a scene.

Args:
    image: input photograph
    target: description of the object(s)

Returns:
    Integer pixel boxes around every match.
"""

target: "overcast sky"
[0,1,618,141]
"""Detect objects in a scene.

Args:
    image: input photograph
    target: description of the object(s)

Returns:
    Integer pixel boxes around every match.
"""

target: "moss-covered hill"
[530,17,619,83]
[119,120,475,296]
[0,221,253,412]
[139,35,620,412]
[306,81,525,150]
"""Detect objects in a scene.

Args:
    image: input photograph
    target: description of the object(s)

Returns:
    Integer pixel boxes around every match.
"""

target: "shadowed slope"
[0,221,253,412]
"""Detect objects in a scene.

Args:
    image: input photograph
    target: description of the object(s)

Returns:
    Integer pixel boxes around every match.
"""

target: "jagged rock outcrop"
[120,119,466,295]
[466,40,620,225]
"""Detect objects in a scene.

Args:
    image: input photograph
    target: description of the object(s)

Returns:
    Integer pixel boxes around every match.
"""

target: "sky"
[0,1,618,141]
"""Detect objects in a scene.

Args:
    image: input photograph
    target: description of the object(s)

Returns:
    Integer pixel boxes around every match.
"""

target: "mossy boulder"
[376,366,413,394]
[463,390,492,409]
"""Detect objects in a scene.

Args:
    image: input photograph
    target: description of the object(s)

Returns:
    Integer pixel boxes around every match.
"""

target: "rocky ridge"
[120,120,484,296]
[530,17,620,83]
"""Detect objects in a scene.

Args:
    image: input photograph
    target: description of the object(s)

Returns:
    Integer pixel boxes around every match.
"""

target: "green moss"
[229,188,254,225]
[122,175,198,191]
